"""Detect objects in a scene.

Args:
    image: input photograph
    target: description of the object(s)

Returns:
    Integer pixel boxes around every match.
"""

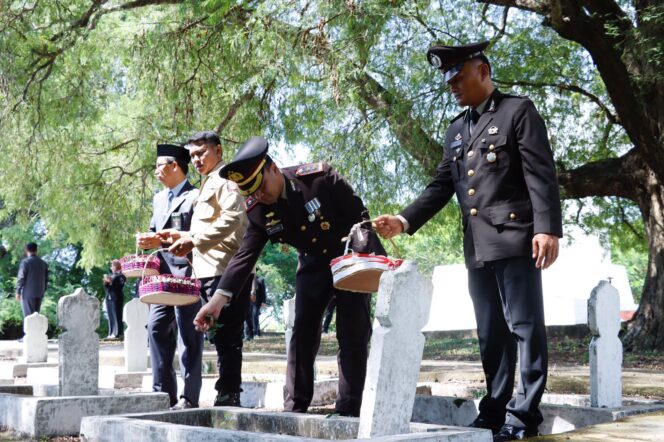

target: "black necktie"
[470,109,480,134]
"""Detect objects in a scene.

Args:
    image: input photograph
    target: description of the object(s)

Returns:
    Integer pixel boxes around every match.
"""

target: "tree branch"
[476,0,548,14]
[494,78,620,125]
[557,148,642,201]
[215,88,257,135]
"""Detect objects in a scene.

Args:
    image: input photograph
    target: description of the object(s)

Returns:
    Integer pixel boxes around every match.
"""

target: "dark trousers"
[148,299,204,406]
[244,303,261,339]
[468,255,547,429]
[105,296,124,337]
[200,275,252,394]
[21,296,42,317]
[284,255,372,417]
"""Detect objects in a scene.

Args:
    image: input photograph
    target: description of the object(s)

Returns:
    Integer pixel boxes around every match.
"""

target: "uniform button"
[468,188,476,196]
[300,225,306,231]
[323,249,327,254]
[470,208,478,216]
[467,169,475,177]
[467,150,474,158]
[489,144,495,151]
[510,213,517,220]
[453,156,457,161]
[312,238,317,243]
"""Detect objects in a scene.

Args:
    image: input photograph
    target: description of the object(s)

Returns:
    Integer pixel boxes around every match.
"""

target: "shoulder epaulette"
[244,196,258,212]
[502,92,527,100]
[450,110,466,123]
[295,161,325,177]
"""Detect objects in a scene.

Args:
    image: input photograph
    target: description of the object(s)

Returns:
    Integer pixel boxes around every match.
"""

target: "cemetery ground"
[2,329,664,441]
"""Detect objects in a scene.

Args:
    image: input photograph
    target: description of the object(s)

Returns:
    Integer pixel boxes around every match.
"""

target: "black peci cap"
[219,136,269,196]
[157,143,190,162]
[427,41,490,82]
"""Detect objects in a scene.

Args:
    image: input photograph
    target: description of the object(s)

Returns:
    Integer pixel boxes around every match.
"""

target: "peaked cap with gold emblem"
[219,136,269,196]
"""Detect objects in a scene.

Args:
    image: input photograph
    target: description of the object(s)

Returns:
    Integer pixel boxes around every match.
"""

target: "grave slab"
[80,408,492,442]
[22,313,48,363]
[410,395,664,435]
[588,280,622,408]
[359,261,433,438]
[58,288,100,396]
[0,392,169,438]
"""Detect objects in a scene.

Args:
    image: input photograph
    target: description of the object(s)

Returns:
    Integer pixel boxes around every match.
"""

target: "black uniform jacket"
[216,162,385,297]
[401,90,563,267]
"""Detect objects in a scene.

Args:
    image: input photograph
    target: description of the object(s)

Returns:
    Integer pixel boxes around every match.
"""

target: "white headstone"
[283,298,296,360]
[58,288,100,396]
[23,312,48,363]
[123,298,149,372]
[358,261,433,438]
[588,280,622,408]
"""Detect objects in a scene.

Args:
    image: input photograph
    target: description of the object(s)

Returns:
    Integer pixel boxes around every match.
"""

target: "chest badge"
[487,152,497,163]
[488,126,499,135]
[454,133,462,141]
[266,212,275,218]
[305,197,321,223]
[266,219,281,227]
[320,221,331,231]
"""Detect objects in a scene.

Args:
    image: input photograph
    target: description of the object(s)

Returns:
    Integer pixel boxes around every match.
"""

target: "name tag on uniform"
[170,212,182,231]
[450,139,462,149]
[267,224,284,236]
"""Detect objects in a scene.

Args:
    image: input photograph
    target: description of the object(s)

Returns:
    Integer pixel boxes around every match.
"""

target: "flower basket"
[120,254,160,278]
[330,222,403,294]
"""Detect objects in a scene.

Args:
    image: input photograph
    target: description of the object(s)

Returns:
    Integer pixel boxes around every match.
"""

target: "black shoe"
[469,417,503,435]
[214,391,241,407]
[170,398,198,410]
[493,424,539,441]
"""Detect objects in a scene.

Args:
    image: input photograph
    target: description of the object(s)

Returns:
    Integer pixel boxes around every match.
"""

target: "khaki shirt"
[187,162,248,279]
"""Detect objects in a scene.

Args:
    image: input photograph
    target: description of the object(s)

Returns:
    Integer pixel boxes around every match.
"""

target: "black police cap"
[157,143,190,162]
[219,136,269,196]
[427,41,490,82]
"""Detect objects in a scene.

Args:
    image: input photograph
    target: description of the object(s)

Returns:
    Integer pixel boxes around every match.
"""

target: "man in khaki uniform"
[160,130,252,406]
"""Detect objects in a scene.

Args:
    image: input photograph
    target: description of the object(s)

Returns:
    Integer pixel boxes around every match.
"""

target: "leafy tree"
[0,0,661,349]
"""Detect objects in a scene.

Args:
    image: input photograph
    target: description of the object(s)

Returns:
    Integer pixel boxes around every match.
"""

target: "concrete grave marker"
[123,298,149,372]
[588,280,622,408]
[23,312,48,363]
[358,261,433,438]
[58,288,99,396]
[283,297,296,359]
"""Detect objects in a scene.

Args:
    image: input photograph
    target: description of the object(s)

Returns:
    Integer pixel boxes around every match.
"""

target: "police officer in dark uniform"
[375,42,562,441]
[193,136,385,417]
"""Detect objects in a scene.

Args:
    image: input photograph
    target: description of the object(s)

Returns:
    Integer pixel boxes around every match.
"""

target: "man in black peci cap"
[137,143,203,410]
[375,42,562,440]
[193,136,385,417]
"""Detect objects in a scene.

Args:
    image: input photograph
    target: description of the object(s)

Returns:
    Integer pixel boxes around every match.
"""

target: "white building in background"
[423,227,639,331]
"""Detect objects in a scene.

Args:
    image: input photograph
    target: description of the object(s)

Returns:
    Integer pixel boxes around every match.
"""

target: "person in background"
[321,296,336,335]
[16,242,48,341]
[245,272,267,340]
[103,259,126,339]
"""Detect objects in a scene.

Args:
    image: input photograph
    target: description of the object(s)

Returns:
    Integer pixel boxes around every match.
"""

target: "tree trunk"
[623,171,664,351]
